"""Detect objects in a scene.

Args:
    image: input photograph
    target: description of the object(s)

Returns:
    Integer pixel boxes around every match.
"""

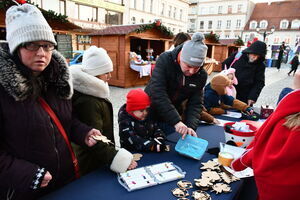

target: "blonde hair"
[284,113,300,130]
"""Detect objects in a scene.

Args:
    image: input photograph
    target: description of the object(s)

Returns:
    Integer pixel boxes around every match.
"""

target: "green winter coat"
[70,65,133,176]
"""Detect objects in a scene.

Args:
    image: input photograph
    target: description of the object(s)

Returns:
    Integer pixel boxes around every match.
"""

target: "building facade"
[242,1,300,55]
[125,0,189,34]
[188,0,255,39]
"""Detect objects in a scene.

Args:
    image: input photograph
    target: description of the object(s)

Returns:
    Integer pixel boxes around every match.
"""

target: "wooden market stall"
[204,39,241,72]
[89,23,173,88]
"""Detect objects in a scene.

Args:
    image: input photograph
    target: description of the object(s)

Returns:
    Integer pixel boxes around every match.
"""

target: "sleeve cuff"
[30,167,46,190]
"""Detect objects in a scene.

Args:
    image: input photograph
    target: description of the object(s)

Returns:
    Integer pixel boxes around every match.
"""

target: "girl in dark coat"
[0,4,101,200]
[71,46,137,176]
[222,41,267,105]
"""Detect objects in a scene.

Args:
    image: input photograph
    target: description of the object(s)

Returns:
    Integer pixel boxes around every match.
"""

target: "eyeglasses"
[22,42,55,52]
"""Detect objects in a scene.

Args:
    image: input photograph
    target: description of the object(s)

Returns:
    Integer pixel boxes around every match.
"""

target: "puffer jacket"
[0,42,91,200]
[144,45,207,130]
[222,41,266,103]
[118,104,166,152]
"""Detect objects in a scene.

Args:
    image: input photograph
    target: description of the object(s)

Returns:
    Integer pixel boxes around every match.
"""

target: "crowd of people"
[0,3,299,200]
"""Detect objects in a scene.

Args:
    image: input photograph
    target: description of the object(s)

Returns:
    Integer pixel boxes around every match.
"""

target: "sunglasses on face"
[22,42,55,52]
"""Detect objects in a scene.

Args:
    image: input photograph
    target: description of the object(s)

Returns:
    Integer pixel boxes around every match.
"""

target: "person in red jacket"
[231,89,300,200]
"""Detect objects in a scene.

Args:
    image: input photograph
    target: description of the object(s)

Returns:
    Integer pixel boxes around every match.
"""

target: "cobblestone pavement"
[109,63,294,145]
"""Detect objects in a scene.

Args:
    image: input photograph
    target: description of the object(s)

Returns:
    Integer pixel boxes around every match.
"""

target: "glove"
[245,107,254,114]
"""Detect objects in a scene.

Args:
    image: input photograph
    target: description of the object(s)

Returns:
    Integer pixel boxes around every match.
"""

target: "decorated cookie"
[172,188,189,198]
[211,183,231,194]
[192,190,211,200]
[202,170,221,182]
[177,180,193,189]
[200,160,220,171]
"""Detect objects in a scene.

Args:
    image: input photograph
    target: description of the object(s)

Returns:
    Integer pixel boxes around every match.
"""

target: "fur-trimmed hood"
[70,65,110,99]
[0,42,73,101]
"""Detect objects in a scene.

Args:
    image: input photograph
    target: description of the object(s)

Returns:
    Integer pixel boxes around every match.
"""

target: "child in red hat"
[118,89,166,152]
[231,89,300,200]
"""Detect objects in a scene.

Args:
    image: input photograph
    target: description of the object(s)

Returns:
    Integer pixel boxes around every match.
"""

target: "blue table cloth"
[42,117,246,200]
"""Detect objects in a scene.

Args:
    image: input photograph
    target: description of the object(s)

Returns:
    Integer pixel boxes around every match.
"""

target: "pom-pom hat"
[180,32,208,67]
[5,4,57,54]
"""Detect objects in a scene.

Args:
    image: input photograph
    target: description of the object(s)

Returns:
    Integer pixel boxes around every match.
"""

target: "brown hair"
[284,113,300,131]
[173,32,191,47]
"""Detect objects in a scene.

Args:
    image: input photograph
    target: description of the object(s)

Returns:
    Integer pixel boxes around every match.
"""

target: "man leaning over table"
[145,32,208,139]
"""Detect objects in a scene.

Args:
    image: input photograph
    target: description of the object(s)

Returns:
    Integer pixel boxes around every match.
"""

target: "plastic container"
[175,134,208,160]
[224,122,257,148]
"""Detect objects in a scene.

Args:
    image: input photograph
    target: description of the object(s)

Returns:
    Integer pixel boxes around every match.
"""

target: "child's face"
[227,73,234,86]
[132,107,149,120]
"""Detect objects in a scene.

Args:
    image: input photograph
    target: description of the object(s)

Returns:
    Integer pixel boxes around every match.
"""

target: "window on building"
[249,21,257,29]
[75,3,79,19]
[150,0,153,13]
[280,20,289,29]
[284,37,290,44]
[274,36,280,44]
[161,3,165,16]
[168,6,172,17]
[105,10,122,25]
[130,0,137,9]
[217,20,222,29]
[236,19,241,28]
[190,19,195,30]
[227,5,232,14]
[226,20,231,29]
[218,6,222,14]
[59,0,66,15]
[140,18,144,23]
[209,6,214,14]
[225,35,229,38]
[180,9,183,20]
[131,17,136,24]
[237,4,242,13]
[142,0,145,11]
[208,21,213,29]
[200,7,206,15]
[149,20,152,23]
[199,21,204,29]
[173,7,176,19]
[78,4,97,21]
[259,20,267,29]
[291,19,300,29]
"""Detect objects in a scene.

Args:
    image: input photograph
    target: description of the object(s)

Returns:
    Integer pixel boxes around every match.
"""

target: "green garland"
[0,0,68,23]
[234,36,244,46]
[204,32,220,43]
[134,22,174,37]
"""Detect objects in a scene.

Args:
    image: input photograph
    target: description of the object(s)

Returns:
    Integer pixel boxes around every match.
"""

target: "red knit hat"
[126,89,151,112]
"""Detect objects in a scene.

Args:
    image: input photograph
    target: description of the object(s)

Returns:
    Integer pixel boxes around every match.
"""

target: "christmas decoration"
[134,22,174,37]
[234,36,244,46]
[204,31,220,43]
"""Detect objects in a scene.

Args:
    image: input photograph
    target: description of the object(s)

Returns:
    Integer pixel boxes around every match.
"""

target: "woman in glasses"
[0,4,101,200]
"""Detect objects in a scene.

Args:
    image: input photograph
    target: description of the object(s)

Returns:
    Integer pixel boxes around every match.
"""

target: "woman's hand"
[85,129,102,147]
[128,160,138,170]
[40,171,52,188]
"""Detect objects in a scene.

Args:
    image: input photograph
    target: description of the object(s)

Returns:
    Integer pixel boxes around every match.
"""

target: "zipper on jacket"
[49,116,60,181]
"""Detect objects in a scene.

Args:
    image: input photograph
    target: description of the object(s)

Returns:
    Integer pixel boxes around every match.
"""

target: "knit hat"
[5,4,57,54]
[82,46,113,76]
[180,32,208,67]
[243,40,267,57]
[126,89,151,112]
[211,74,231,95]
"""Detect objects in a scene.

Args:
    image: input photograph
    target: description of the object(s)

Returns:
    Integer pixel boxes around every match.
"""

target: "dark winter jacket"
[204,84,234,111]
[291,55,299,70]
[118,104,166,152]
[222,41,266,103]
[0,42,91,200]
[70,65,133,176]
[144,45,207,130]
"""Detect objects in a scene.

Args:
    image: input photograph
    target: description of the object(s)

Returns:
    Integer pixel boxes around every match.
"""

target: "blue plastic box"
[175,135,208,160]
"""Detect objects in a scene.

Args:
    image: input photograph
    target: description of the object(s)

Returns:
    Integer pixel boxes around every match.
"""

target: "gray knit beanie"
[5,4,57,54]
[180,32,207,67]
